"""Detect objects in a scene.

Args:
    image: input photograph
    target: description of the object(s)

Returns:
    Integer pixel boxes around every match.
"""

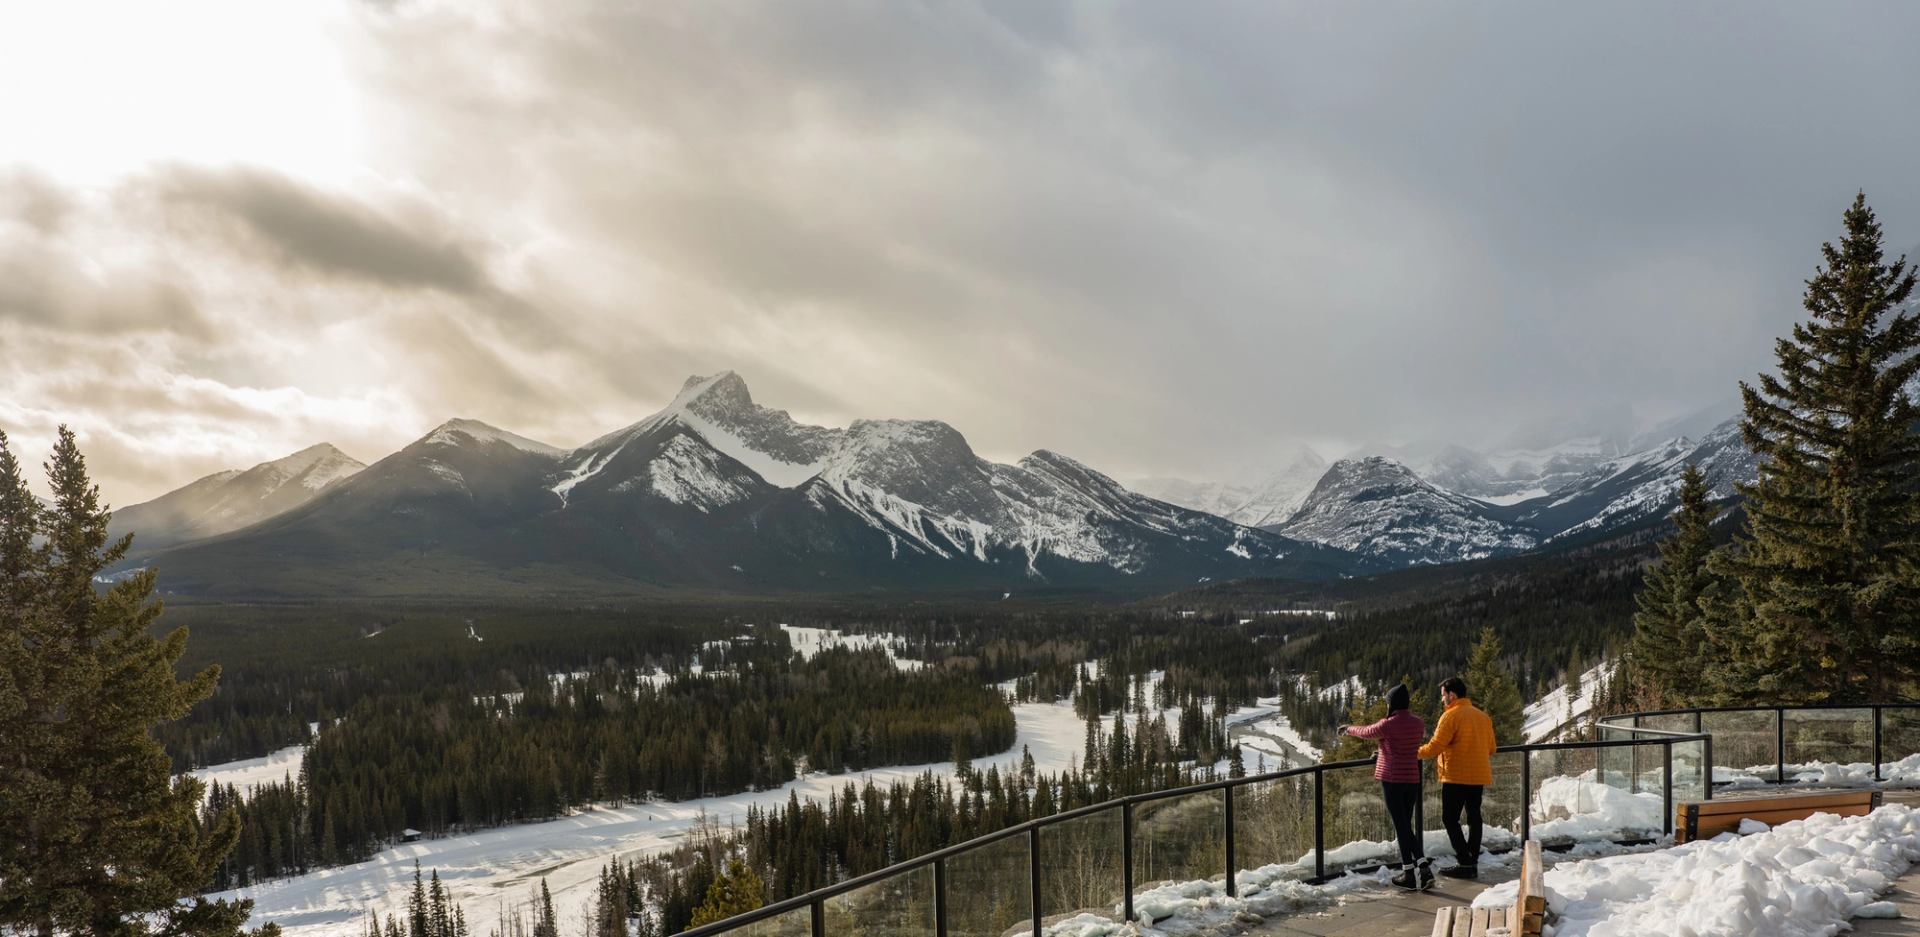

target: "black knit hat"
[1386,683,1411,712]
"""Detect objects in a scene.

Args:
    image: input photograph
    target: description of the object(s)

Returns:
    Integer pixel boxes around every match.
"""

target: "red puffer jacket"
[1345,710,1425,783]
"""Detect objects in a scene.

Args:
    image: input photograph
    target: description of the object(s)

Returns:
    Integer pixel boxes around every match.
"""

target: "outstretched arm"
[1345,717,1391,740]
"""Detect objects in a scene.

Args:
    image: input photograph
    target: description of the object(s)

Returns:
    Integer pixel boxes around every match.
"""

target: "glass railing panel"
[1037,807,1124,928]
[1130,790,1226,896]
[945,833,1034,937]
[1701,709,1779,784]
[1783,708,1873,783]
[1672,738,1707,805]
[718,905,812,937]
[1528,745,1661,845]
[822,863,935,936]
[1320,762,1394,875]
[1881,707,1920,780]
[1230,773,1315,889]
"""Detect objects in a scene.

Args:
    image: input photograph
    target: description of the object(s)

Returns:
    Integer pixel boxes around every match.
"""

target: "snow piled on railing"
[1473,804,1920,937]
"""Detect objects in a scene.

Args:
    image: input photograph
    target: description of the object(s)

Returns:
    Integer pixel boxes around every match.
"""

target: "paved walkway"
[1245,868,1514,937]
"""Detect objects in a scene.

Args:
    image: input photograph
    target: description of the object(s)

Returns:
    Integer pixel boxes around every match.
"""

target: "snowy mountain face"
[109,443,366,554]
[1271,456,1539,566]
[1517,415,1758,544]
[134,373,1364,596]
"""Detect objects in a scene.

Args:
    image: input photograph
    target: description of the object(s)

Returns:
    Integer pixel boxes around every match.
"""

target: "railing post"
[1122,800,1135,922]
[1313,768,1326,882]
[1520,750,1532,842]
[1663,740,1674,837]
[1414,770,1424,840]
[1222,786,1237,898]
[1029,826,1042,937]
[934,857,948,937]
[1875,706,1884,783]
[1704,734,1715,801]
[1776,708,1787,784]
[811,898,824,937]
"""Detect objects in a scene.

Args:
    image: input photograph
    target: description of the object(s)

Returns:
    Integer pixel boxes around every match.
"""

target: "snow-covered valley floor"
[210,692,1092,937]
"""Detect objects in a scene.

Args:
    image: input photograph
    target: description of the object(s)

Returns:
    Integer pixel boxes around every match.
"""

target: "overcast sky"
[3,1,1918,504]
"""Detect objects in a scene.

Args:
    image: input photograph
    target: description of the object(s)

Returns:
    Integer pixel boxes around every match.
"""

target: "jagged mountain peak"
[421,418,563,456]
[1276,455,1538,565]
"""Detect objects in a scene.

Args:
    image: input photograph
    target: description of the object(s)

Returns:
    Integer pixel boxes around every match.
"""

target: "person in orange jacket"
[1417,676,1497,878]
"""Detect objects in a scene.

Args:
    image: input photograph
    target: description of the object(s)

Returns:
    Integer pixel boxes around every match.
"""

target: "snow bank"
[1473,804,1920,937]
[1714,753,1920,789]
[1531,775,1664,840]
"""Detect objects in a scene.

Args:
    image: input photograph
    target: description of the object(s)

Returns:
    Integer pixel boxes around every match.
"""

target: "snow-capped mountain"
[109,443,365,554]
[132,374,1368,597]
[1516,414,1758,544]
[1270,456,1539,566]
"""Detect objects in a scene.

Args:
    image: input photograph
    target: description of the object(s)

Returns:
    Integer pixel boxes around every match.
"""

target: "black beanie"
[1386,683,1411,713]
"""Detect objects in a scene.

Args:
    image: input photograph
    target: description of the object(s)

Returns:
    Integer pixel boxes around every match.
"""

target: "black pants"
[1381,781,1424,867]
[1441,782,1484,866]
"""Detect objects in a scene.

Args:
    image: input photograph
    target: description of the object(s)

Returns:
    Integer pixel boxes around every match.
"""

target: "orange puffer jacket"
[1418,699,1497,786]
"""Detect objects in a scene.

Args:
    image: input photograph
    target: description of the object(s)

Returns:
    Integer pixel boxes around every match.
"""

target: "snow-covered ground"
[1037,828,1653,937]
[781,623,923,671]
[1225,697,1322,769]
[190,743,306,798]
[1715,753,1920,789]
[1474,805,1920,937]
[1523,659,1615,742]
[213,691,1091,937]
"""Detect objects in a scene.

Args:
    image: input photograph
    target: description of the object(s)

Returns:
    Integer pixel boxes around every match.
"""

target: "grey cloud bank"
[2,1,1917,504]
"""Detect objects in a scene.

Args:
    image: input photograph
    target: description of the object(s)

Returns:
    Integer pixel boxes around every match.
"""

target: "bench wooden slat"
[1452,904,1472,937]
[1468,906,1492,936]
[1431,906,1454,937]
[1676,790,1881,843]
[1691,791,1876,815]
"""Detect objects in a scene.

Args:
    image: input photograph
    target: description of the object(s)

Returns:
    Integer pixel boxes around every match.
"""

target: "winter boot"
[1416,858,1435,890]
[1389,864,1418,890]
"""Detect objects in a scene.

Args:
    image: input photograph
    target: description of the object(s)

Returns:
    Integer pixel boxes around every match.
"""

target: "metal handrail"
[674,716,1729,937]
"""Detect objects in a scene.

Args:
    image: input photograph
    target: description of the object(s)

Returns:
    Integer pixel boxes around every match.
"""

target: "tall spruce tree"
[1462,627,1524,744]
[1628,465,1721,706]
[0,427,254,936]
[1708,194,1920,703]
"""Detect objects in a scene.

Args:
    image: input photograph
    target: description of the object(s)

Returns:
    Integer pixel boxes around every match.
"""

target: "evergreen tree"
[0,427,253,935]
[1709,195,1920,703]
[688,859,765,926]
[1462,627,1524,744]
[533,879,558,937]
[1628,465,1721,706]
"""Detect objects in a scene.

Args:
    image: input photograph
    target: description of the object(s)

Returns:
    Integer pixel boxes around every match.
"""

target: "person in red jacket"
[1341,683,1432,890]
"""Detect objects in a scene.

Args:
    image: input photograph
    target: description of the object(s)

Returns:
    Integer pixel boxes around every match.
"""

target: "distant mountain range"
[107,370,1887,596]
[113,373,1365,598]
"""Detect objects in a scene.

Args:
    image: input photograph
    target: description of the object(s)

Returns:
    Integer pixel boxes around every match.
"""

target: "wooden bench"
[1675,789,1882,843]
[1430,839,1546,937]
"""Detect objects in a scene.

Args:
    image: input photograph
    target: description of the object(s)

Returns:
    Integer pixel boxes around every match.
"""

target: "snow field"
[190,743,307,800]
[1473,804,1920,937]
[212,690,1093,937]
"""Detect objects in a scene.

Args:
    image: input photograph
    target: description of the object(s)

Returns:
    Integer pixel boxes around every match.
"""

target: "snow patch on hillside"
[1524,659,1615,742]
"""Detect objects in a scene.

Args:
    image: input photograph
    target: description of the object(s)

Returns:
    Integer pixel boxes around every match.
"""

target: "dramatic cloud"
[3,0,1918,503]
